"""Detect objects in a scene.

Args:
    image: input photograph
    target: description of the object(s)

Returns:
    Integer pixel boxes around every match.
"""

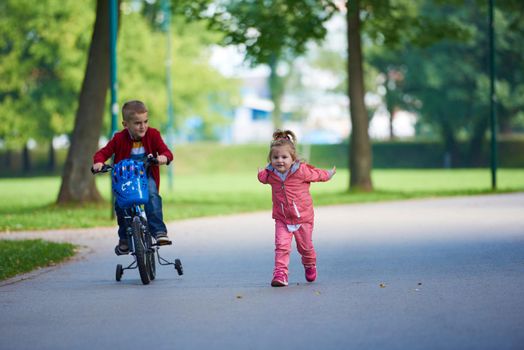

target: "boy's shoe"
[271,272,288,287]
[115,239,129,255]
[155,233,171,245]
[305,265,317,282]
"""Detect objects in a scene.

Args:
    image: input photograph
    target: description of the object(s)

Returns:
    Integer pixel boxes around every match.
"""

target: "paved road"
[1,193,523,350]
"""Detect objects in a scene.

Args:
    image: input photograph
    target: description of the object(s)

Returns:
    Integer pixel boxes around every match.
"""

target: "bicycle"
[92,156,183,285]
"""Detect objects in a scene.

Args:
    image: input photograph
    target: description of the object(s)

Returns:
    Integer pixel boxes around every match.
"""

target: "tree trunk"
[388,106,395,140]
[441,121,459,168]
[385,80,396,139]
[498,111,512,135]
[269,55,284,130]
[347,0,373,191]
[22,143,31,173]
[48,140,56,172]
[5,149,12,172]
[57,0,112,204]
[467,116,489,167]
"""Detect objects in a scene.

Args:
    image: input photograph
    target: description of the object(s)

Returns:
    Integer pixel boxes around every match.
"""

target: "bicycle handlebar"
[91,154,159,174]
[146,154,159,165]
[91,164,113,174]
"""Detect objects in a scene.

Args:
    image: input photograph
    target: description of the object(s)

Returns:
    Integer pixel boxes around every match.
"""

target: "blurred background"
[0,0,522,182]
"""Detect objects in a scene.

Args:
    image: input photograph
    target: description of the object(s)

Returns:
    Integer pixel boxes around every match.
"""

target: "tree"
[115,10,239,140]
[343,0,471,187]
[0,0,92,170]
[196,0,337,128]
[57,0,115,203]
[57,0,239,203]
[370,0,524,166]
[491,0,524,134]
[346,0,372,191]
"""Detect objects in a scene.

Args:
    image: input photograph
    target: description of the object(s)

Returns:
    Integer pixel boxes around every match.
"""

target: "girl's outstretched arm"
[257,167,270,184]
[329,166,336,179]
[301,163,334,182]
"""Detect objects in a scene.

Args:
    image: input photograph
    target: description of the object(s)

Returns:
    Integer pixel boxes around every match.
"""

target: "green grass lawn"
[1,168,523,232]
[0,239,76,281]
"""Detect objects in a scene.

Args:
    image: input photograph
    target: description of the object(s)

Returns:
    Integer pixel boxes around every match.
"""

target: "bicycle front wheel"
[132,217,150,285]
[146,232,156,280]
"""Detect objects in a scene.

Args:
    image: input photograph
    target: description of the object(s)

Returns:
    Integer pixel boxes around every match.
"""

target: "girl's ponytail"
[268,129,298,162]
[272,129,297,145]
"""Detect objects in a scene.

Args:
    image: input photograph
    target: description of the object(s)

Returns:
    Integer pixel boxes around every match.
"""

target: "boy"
[93,100,173,254]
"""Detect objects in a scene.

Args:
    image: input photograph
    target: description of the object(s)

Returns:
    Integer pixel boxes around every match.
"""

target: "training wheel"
[175,259,183,276]
[116,264,123,281]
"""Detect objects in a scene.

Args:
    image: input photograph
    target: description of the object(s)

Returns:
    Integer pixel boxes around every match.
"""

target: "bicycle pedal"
[156,240,172,246]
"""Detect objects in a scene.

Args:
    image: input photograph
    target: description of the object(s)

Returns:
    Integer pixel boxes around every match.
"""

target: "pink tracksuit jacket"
[257,162,332,225]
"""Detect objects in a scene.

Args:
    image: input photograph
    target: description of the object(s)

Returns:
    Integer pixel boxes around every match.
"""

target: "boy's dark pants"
[115,176,168,240]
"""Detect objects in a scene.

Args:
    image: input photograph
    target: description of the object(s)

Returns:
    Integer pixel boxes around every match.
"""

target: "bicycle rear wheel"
[132,217,150,285]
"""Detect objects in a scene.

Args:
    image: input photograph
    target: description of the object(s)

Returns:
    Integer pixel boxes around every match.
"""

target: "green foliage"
[365,0,524,164]
[362,0,469,48]
[0,239,76,280]
[492,1,524,132]
[0,0,239,147]
[0,0,94,147]
[365,0,473,123]
[187,0,338,128]
[200,0,338,66]
[115,10,239,137]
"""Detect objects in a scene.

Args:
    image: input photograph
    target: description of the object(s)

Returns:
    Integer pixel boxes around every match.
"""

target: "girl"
[258,130,336,287]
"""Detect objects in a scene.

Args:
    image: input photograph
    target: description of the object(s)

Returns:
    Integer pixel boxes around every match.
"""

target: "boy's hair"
[122,100,148,122]
[267,129,298,162]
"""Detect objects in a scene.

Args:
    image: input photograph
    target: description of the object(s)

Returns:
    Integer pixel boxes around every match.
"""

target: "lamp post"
[109,0,118,217]
[109,0,118,138]
[488,0,497,190]
[162,0,175,191]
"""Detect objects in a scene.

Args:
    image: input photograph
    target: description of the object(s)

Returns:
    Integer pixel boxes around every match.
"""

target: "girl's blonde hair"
[267,129,298,162]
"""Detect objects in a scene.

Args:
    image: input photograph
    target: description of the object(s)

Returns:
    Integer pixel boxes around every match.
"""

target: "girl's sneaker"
[305,265,317,282]
[271,272,288,287]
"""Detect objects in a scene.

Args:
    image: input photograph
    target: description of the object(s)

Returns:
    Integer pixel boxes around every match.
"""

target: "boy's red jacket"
[257,162,331,225]
[93,128,173,190]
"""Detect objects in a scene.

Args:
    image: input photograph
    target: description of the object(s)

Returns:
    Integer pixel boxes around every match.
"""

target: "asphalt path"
[1,193,523,350]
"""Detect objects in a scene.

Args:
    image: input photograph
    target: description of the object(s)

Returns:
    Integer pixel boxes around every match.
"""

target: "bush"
[1,138,523,177]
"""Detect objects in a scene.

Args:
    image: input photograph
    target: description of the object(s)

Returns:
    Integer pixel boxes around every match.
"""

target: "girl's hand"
[329,166,336,179]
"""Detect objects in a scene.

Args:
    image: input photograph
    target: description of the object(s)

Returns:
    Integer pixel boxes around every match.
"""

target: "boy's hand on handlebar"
[147,153,167,165]
[156,154,168,165]
[92,162,104,172]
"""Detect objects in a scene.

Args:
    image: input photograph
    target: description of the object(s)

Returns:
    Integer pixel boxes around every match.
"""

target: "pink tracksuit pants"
[274,219,316,277]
